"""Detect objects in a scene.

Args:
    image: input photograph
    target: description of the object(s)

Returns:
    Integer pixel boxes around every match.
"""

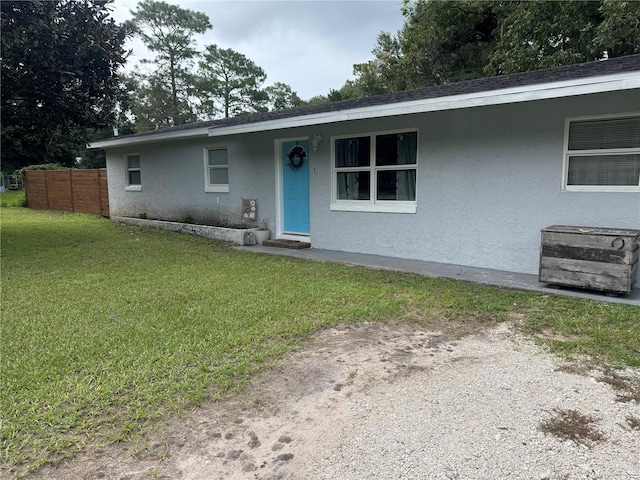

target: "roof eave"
[88,126,211,149]
[88,70,639,149]
[207,71,640,137]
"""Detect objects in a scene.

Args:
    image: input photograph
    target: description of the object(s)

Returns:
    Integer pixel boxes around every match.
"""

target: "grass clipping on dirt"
[539,409,605,446]
[1,208,639,477]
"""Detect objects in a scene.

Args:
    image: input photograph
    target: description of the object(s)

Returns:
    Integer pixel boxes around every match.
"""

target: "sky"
[109,0,406,100]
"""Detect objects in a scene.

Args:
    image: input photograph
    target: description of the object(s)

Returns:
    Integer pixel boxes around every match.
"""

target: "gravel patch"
[297,325,640,480]
[35,322,640,480]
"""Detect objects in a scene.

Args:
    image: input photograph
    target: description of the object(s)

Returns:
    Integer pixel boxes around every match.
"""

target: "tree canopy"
[487,1,604,74]
[1,0,129,172]
[123,0,302,130]
[336,0,640,100]
[129,0,211,127]
[264,82,303,111]
[197,45,269,118]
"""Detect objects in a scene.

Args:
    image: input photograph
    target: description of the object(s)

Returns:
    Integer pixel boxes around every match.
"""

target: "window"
[332,130,417,213]
[126,154,141,191]
[204,147,229,193]
[564,114,640,191]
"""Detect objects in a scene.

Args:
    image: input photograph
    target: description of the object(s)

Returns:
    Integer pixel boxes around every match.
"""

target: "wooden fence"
[25,169,109,217]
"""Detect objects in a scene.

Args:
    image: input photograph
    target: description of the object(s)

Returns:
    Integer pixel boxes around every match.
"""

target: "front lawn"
[1,208,638,477]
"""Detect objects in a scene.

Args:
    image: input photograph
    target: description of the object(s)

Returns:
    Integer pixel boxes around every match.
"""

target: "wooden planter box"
[539,225,640,295]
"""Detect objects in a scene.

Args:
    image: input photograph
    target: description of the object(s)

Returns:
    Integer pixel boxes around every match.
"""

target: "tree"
[326,83,361,102]
[398,0,504,86]
[487,1,640,74]
[77,127,125,169]
[341,1,505,98]
[77,85,136,169]
[346,0,640,98]
[196,45,269,118]
[1,0,129,172]
[300,95,331,107]
[349,32,406,97]
[486,1,603,75]
[596,0,640,58]
[129,0,211,127]
[264,82,303,111]
[126,71,197,132]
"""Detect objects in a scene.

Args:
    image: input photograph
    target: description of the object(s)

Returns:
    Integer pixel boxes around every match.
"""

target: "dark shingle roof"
[116,54,640,141]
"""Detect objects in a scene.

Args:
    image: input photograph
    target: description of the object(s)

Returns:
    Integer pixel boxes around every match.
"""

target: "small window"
[333,130,417,212]
[564,114,640,191]
[126,154,141,191]
[205,148,229,192]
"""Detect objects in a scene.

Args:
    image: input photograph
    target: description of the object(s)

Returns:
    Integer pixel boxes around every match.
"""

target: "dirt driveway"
[36,322,640,480]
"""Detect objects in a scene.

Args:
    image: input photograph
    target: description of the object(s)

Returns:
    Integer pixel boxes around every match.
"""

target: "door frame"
[275,136,311,242]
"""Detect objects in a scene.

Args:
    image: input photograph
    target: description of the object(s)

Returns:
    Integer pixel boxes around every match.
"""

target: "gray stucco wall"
[105,90,639,277]
[106,133,278,229]
[309,91,639,276]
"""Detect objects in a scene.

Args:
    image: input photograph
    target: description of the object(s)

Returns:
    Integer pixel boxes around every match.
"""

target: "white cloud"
[110,0,405,99]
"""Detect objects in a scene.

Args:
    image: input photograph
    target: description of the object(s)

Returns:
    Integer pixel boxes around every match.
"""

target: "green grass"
[1,208,639,477]
[0,190,26,208]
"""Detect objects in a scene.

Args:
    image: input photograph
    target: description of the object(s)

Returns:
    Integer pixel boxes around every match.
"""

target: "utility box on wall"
[242,199,257,222]
[539,225,640,295]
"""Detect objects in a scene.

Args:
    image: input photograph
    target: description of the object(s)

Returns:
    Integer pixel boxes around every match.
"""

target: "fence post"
[69,169,75,213]
[98,169,104,216]
[44,171,50,210]
[100,169,109,217]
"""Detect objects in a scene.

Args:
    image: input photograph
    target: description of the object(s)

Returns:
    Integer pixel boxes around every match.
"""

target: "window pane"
[568,116,640,150]
[127,155,140,169]
[208,149,228,166]
[335,137,370,168]
[128,170,141,185]
[568,154,640,186]
[377,170,416,201]
[209,167,229,185]
[376,132,417,166]
[336,171,370,200]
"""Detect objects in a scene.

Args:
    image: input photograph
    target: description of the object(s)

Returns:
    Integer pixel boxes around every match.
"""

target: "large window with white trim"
[204,147,229,192]
[332,130,417,213]
[564,114,640,191]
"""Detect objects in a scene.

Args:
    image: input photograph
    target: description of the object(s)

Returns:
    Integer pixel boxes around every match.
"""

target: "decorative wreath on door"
[287,144,307,170]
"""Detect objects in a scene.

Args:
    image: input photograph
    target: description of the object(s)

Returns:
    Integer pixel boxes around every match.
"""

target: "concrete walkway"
[238,245,640,307]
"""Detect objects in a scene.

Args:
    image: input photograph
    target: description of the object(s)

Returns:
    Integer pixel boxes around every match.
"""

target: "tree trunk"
[170,56,178,124]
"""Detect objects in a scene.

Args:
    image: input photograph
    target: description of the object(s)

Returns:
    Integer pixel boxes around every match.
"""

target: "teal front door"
[282,140,310,235]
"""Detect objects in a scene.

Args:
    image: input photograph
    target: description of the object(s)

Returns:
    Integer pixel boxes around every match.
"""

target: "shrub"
[17,163,70,176]
[0,190,26,207]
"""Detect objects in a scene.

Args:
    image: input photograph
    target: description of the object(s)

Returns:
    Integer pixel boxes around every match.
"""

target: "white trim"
[562,185,640,193]
[205,185,229,193]
[203,146,230,193]
[208,72,640,138]
[562,112,640,192]
[125,153,141,190]
[565,111,640,123]
[274,139,283,238]
[330,129,418,213]
[278,233,311,243]
[330,203,417,214]
[88,71,639,149]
